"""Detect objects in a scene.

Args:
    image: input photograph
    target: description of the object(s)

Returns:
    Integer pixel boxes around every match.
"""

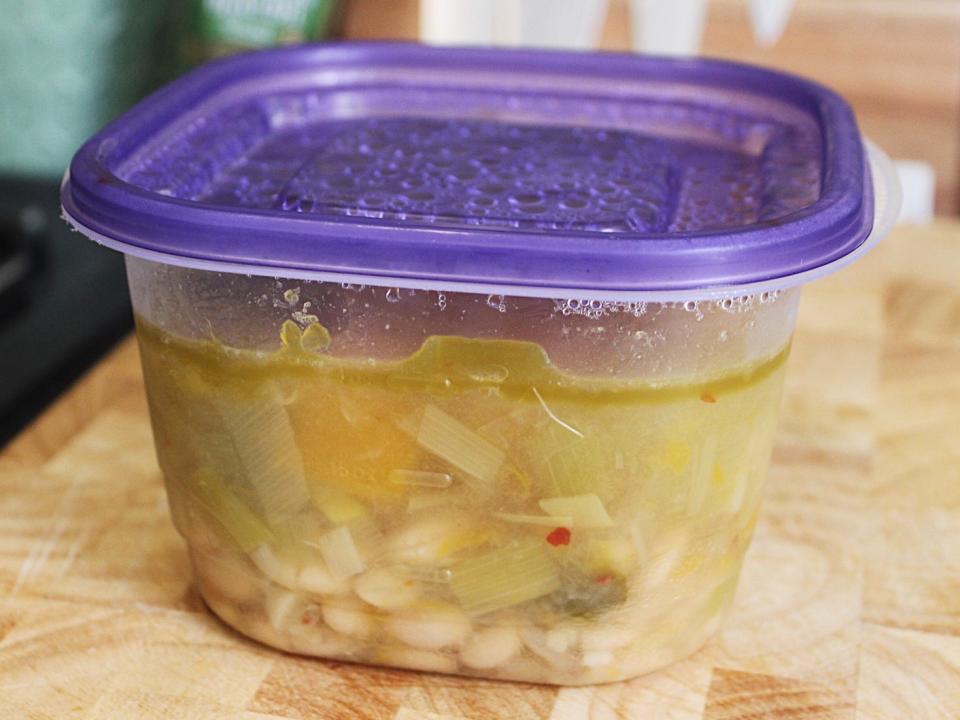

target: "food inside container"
[62,43,897,684]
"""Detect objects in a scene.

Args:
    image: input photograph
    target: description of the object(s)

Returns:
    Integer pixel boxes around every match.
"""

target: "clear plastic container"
[62,43,898,684]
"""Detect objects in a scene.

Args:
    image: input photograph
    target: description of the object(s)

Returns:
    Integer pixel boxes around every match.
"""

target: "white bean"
[545,627,579,654]
[353,568,420,610]
[459,627,520,670]
[386,515,463,565]
[386,604,471,650]
[250,545,299,590]
[580,624,635,652]
[298,562,349,596]
[581,650,614,668]
[265,588,307,630]
[377,646,458,675]
[287,625,359,658]
[322,600,375,639]
[521,627,579,672]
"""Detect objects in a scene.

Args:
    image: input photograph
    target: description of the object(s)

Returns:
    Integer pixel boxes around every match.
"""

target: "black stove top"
[0,176,133,449]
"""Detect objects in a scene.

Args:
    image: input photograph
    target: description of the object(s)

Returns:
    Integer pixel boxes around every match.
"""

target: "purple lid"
[62,42,873,294]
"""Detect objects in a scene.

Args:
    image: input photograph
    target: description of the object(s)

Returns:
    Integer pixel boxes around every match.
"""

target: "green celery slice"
[190,468,274,552]
[450,541,561,616]
[416,405,505,486]
[315,526,366,580]
[216,384,311,524]
[538,493,614,528]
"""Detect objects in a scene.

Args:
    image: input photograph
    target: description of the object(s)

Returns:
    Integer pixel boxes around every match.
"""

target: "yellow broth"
[138,316,788,684]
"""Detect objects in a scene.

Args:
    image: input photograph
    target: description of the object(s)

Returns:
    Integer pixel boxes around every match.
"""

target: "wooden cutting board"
[2,222,959,720]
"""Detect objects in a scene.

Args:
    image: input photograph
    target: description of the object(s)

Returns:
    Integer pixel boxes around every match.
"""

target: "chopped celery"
[272,511,326,549]
[316,526,366,580]
[493,512,574,527]
[519,426,608,498]
[450,541,561,616]
[416,405,505,486]
[216,385,310,523]
[189,468,274,552]
[538,494,614,528]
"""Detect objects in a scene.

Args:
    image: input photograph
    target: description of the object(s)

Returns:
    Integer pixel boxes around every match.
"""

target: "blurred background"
[0,0,955,445]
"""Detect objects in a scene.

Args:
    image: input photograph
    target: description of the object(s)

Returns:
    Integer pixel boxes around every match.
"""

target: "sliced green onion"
[450,541,561,616]
[538,494,614,528]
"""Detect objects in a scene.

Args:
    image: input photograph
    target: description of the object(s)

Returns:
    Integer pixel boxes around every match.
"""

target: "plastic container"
[61,43,899,685]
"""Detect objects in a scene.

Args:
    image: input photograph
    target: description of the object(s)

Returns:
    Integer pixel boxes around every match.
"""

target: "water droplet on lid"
[385,288,401,303]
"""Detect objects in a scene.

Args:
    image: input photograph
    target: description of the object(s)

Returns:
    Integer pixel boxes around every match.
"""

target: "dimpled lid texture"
[62,43,872,293]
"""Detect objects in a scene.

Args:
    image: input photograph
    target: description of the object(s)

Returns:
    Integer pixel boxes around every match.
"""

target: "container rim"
[61,43,892,299]
[62,140,899,302]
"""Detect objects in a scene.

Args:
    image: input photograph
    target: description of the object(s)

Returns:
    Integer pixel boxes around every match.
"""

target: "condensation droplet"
[385,287,401,303]
[486,294,506,313]
[283,287,300,305]
[437,292,447,311]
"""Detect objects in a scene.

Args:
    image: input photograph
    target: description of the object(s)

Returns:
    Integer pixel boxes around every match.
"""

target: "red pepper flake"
[546,527,571,546]
[301,613,313,625]
[700,392,717,404]
[594,574,614,585]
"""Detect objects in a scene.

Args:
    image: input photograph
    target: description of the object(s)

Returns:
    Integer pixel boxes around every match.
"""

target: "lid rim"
[61,41,874,293]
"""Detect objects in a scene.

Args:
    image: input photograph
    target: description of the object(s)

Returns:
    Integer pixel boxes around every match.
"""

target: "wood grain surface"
[1,222,959,719]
